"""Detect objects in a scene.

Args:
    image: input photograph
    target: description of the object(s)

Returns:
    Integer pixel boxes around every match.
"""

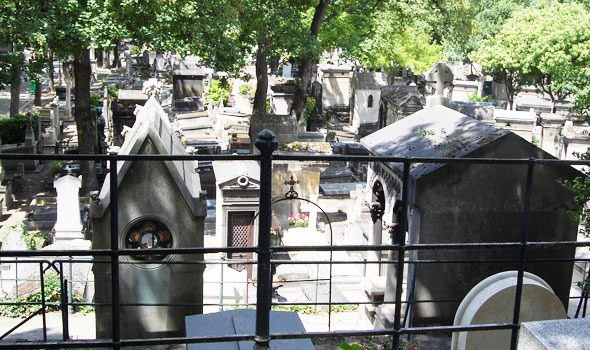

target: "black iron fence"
[0,130,588,349]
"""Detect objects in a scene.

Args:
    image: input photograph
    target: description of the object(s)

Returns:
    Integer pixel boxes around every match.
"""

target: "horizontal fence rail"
[0,146,589,350]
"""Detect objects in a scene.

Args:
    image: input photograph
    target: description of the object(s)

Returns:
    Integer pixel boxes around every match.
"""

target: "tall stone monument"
[53,175,84,241]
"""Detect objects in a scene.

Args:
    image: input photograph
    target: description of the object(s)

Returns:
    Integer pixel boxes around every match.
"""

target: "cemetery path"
[0,311,95,342]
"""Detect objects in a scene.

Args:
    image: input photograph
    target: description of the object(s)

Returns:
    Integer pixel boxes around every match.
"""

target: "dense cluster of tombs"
[0,55,587,349]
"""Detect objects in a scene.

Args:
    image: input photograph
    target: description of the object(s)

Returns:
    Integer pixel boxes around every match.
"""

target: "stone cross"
[425,62,454,96]
[53,175,84,240]
[425,62,454,108]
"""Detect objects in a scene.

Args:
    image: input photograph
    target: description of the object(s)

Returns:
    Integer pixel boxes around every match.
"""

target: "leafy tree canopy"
[472,1,590,106]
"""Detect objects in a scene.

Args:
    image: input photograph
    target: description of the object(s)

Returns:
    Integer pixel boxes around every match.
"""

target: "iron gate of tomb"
[243,175,337,328]
[227,211,255,271]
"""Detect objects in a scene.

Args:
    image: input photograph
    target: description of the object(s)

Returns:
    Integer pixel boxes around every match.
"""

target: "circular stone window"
[125,219,173,261]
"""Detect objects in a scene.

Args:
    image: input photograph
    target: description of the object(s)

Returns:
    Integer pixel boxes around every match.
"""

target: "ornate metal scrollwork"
[284,176,300,199]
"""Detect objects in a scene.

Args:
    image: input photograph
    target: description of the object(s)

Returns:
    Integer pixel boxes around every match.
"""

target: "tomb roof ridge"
[360,105,509,179]
[91,97,203,218]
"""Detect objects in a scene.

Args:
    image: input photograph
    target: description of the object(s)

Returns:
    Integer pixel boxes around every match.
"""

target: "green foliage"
[339,336,419,350]
[0,275,89,317]
[417,128,435,138]
[3,222,49,251]
[52,160,65,173]
[303,96,316,122]
[0,114,39,144]
[562,151,590,238]
[90,92,101,107]
[339,343,364,350]
[272,304,316,314]
[467,92,492,102]
[206,80,230,106]
[23,231,49,251]
[107,86,119,100]
[326,1,443,74]
[271,303,358,314]
[239,85,249,95]
[472,2,590,105]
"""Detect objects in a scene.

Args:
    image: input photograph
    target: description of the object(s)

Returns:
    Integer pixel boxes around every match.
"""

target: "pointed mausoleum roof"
[91,97,203,217]
[360,105,508,178]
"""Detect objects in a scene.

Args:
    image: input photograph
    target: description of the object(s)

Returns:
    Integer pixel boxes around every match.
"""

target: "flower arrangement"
[288,213,309,227]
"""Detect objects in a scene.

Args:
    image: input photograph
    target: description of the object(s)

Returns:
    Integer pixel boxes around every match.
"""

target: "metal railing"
[0,129,588,349]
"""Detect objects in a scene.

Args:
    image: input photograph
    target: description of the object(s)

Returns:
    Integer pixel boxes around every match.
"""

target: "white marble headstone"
[53,175,83,240]
[451,271,566,350]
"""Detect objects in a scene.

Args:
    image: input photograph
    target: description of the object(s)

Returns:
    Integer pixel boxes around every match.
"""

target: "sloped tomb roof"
[92,97,204,217]
[360,105,508,178]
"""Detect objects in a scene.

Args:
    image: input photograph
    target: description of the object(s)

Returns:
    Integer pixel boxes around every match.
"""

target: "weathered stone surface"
[185,310,315,350]
[518,318,590,350]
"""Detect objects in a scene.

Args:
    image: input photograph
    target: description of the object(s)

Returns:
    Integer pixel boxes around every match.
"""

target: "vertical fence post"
[392,161,411,349]
[510,161,535,350]
[61,278,70,341]
[59,262,69,341]
[39,263,47,342]
[254,129,277,349]
[109,157,120,350]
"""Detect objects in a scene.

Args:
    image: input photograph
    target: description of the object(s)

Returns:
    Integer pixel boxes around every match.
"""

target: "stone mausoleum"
[90,97,207,340]
[360,104,580,327]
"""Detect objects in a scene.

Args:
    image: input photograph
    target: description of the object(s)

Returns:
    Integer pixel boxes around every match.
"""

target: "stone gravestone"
[424,62,454,108]
[53,175,84,241]
[125,49,132,78]
[451,271,566,350]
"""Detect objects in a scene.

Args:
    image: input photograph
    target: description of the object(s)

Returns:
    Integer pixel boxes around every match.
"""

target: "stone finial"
[255,129,278,155]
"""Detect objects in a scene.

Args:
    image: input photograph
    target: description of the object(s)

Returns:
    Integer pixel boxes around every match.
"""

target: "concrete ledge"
[518,318,590,349]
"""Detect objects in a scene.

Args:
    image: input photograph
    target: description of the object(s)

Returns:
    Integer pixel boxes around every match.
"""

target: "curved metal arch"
[247,195,335,330]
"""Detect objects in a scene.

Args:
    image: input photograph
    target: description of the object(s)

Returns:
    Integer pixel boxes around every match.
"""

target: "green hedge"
[0,114,40,144]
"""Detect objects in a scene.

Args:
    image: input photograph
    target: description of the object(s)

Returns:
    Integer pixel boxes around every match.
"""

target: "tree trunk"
[48,51,55,93]
[9,62,21,117]
[249,44,269,153]
[34,79,42,106]
[74,49,99,194]
[291,0,331,120]
[505,72,514,111]
[252,45,268,120]
[113,41,120,69]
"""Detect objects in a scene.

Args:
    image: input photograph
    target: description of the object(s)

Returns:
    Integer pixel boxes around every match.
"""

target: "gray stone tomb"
[212,161,260,265]
[90,97,207,341]
[360,105,580,327]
